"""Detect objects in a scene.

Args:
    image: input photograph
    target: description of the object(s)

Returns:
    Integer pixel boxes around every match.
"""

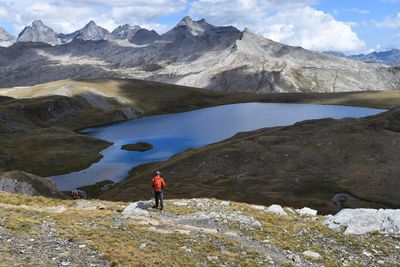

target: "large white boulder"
[266,204,287,216]
[297,207,318,216]
[324,208,400,235]
[122,201,152,216]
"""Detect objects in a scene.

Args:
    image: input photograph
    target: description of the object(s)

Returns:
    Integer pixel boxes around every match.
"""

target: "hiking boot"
[152,205,158,209]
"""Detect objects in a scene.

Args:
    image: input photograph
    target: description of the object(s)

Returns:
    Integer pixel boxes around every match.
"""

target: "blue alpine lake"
[52,103,385,190]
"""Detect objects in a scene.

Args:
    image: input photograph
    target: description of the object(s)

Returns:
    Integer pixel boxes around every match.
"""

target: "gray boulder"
[122,201,152,216]
[266,204,287,216]
[0,171,66,198]
[297,207,318,216]
[324,208,400,235]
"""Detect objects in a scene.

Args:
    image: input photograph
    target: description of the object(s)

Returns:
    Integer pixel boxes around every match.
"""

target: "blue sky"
[315,0,400,52]
[1,0,400,54]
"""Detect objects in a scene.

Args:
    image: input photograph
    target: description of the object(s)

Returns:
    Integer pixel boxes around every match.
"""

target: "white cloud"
[1,0,186,34]
[18,2,93,32]
[0,7,10,20]
[111,0,186,24]
[190,0,317,27]
[0,2,14,21]
[263,7,365,52]
[190,1,365,52]
[60,0,182,6]
[375,12,400,28]
[139,23,171,34]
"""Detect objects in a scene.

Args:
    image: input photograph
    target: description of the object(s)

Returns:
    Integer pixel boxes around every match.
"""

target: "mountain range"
[1,17,400,92]
[325,49,400,66]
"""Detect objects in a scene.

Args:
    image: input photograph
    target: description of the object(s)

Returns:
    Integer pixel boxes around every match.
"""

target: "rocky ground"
[0,223,109,267]
[0,192,399,266]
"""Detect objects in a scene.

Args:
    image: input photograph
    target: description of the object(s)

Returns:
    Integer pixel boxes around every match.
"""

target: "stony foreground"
[0,192,399,266]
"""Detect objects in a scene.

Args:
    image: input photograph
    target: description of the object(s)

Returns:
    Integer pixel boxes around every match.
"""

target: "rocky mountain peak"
[328,48,400,65]
[237,28,264,44]
[81,21,109,40]
[31,20,45,27]
[61,21,110,42]
[0,27,15,44]
[17,20,59,45]
[179,16,194,25]
[111,24,141,40]
[84,20,97,29]
[242,27,252,34]
[174,16,212,36]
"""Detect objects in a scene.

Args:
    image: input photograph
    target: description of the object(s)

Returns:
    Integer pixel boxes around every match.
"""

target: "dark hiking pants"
[154,191,164,209]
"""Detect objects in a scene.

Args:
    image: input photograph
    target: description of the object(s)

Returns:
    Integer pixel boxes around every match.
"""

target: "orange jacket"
[151,175,166,192]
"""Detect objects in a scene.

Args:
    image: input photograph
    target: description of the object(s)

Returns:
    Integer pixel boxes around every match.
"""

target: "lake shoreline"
[56,102,384,193]
[2,78,400,188]
[99,107,400,214]
[52,88,397,193]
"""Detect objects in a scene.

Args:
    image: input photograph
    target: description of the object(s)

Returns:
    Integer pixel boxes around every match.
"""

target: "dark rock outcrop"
[129,29,160,45]
[0,171,66,198]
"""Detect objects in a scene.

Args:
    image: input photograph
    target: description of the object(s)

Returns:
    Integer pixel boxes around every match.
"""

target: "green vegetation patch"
[121,142,153,152]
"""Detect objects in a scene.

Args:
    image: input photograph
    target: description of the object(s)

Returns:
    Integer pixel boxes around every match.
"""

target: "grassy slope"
[1,78,400,178]
[0,79,260,176]
[1,192,398,267]
[101,107,400,214]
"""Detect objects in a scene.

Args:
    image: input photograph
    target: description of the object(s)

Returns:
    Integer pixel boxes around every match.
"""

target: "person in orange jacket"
[151,171,166,211]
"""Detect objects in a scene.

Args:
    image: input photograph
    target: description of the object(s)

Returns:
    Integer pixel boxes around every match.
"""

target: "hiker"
[71,189,80,199]
[151,171,166,211]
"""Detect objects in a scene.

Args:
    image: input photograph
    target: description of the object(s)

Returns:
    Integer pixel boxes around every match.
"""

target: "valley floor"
[0,79,400,212]
[2,79,400,178]
[0,192,399,267]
